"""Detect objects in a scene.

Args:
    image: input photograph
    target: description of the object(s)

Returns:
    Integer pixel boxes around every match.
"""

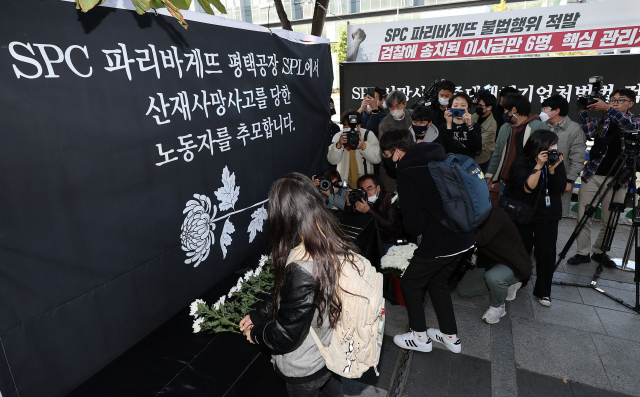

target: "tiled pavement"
[344,215,640,397]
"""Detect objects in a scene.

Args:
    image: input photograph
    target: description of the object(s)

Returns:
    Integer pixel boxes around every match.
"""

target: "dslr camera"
[547,148,562,165]
[316,175,348,191]
[470,84,492,103]
[577,76,605,110]
[412,78,444,109]
[348,187,367,205]
[345,114,360,151]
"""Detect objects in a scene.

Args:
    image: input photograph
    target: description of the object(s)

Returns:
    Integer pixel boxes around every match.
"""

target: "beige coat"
[472,112,497,164]
[327,129,382,183]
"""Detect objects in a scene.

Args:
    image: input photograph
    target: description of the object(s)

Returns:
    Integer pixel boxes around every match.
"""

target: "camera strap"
[361,130,370,172]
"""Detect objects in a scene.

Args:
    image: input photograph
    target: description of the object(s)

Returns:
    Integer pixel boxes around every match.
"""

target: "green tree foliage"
[75,0,226,29]
[331,28,347,63]
[493,0,510,12]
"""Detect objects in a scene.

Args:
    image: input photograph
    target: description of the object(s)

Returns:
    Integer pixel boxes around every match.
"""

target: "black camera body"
[316,175,349,191]
[577,76,605,110]
[348,187,367,205]
[547,149,563,165]
[412,78,444,109]
[346,114,360,151]
[470,84,492,102]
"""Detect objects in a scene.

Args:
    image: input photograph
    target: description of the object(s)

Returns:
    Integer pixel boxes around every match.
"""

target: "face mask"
[367,193,378,203]
[391,109,404,119]
[502,113,513,123]
[476,106,486,115]
[550,144,558,151]
[412,124,429,136]
[539,111,550,123]
[438,97,449,106]
[382,102,388,109]
[366,104,372,112]
[385,153,398,169]
[330,107,336,115]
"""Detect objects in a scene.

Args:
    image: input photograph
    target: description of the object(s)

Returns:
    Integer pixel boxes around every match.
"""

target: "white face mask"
[438,97,450,106]
[550,144,558,151]
[367,193,378,203]
[366,104,372,112]
[539,111,550,123]
[391,109,404,119]
[382,102,388,109]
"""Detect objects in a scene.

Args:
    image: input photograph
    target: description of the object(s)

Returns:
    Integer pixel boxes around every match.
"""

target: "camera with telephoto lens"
[470,84,492,102]
[577,76,604,110]
[346,114,360,151]
[448,248,477,290]
[316,175,349,191]
[412,78,444,109]
[547,149,563,165]
[348,187,367,205]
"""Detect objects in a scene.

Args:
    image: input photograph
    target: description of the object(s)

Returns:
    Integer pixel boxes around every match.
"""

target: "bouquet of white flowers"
[189,255,274,334]
[380,243,417,278]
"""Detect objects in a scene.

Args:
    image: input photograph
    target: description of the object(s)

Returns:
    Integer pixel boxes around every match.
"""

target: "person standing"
[540,95,587,218]
[505,130,566,307]
[438,92,482,158]
[379,128,476,354]
[472,93,498,172]
[378,90,413,193]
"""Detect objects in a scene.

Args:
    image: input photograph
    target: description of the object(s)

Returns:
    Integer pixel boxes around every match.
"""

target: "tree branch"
[310,0,329,37]
[273,0,292,31]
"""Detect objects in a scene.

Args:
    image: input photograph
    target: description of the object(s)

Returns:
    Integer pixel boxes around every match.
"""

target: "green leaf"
[196,0,214,14]
[208,0,227,14]
[167,0,192,9]
[77,0,103,12]
[130,0,151,14]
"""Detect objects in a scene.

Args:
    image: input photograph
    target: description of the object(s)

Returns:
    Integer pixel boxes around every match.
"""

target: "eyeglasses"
[610,99,631,104]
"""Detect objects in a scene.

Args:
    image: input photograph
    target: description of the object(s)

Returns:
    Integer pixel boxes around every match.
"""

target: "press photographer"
[328,110,382,189]
[352,174,403,254]
[567,86,640,267]
[359,87,388,136]
[502,130,566,307]
[439,92,482,158]
[434,80,456,127]
[312,169,349,210]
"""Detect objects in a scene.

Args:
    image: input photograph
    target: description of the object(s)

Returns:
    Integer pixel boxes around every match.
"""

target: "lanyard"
[541,165,549,196]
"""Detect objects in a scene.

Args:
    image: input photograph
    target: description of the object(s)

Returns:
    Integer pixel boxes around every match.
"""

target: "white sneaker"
[506,282,522,301]
[539,297,552,307]
[393,330,432,352]
[482,305,506,324]
[427,328,461,354]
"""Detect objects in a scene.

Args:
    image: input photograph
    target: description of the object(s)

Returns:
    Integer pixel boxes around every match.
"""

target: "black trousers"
[286,372,343,397]
[515,221,559,299]
[401,253,463,335]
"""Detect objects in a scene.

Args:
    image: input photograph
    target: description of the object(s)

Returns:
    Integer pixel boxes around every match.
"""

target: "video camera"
[577,76,605,110]
[348,187,367,205]
[412,78,444,109]
[469,84,492,103]
[345,114,360,151]
[316,175,349,191]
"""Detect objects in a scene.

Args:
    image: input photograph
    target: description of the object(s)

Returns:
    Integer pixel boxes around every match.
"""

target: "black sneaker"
[591,253,617,269]
[567,254,591,266]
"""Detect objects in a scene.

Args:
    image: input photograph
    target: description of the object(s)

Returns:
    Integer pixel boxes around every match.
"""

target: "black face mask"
[330,107,336,115]
[475,106,486,115]
[412,124,429,137]
[385,152,398,169]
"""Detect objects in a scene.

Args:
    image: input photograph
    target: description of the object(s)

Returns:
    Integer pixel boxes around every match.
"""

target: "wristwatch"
[371,110,379,114]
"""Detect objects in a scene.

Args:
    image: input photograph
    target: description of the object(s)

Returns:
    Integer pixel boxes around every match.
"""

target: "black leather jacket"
[249,263,317,354]
[368,191,403,244]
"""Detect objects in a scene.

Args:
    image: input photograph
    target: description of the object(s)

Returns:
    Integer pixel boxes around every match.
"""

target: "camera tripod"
[554,150,640,314]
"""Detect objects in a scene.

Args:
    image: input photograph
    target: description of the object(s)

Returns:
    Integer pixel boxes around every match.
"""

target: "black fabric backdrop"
[0,1,331,396]
[340,55,640,116]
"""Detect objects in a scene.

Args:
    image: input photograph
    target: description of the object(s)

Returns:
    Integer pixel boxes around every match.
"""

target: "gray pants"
[456,264,519,308]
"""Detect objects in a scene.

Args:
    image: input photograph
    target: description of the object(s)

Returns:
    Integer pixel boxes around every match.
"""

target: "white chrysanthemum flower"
[217,295,226,306]
[259,255,269,265]
[213,301,221,311]
[244,270,254,281]
[254,267,262,277]
[189,299,206,316]
[192,317,205,333]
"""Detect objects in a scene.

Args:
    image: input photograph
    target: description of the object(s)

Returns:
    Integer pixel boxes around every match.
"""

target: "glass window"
[381,0,391,9]
[381,15,395,22]
[524,0,544,8]
[398,13,413,21]
[365,16,381,24]
[361,0,370,12]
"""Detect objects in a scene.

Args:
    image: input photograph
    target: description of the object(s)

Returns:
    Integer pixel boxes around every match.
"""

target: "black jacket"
[249,263,316,354]
[396,142,476,258]
[438,122,483,158]
[368,191,403,244]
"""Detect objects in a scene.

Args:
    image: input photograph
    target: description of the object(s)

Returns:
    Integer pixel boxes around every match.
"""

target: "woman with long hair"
[505,130,566,307]
[239,173,357,397]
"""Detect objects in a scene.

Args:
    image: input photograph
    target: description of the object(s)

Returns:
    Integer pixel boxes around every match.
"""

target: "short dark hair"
[499,86,519,98]
[340,109,361,125]
[411,106,434,122]
[329,97,334,105]
[386,90,407,108]
[478,93,497,109]
[502,94,531,116]
[357,174,379,187]
[541,94,569,117]
[450,92,472,108]
[438,80,456,94]
[522,130,559,160]
[379,128,413,153]
[375,87,387,99]
[323,168,341,181]
[611,88,636,103]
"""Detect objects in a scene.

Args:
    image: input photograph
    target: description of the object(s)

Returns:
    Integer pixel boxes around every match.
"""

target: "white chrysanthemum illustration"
[248,206,268,243]
[181,194,217,267]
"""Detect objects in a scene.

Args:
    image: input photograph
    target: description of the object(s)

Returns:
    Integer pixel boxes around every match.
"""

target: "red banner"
[379,26,640,61]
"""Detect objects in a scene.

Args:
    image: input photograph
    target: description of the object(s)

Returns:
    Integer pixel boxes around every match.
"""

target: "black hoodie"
[396,142,476,258]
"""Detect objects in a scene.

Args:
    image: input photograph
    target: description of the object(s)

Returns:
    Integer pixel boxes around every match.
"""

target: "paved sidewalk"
[344,215,640,397]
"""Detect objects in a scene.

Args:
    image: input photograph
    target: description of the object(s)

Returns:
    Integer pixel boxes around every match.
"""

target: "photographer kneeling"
[352,174,403,254]
[456,206,533,324]
[504,130,566,307]
[312,169,349,210]
[567,88,640,267]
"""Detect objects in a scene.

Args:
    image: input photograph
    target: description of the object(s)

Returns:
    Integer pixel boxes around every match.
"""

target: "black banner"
[0,1,332,396]
[340,55,640,117]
